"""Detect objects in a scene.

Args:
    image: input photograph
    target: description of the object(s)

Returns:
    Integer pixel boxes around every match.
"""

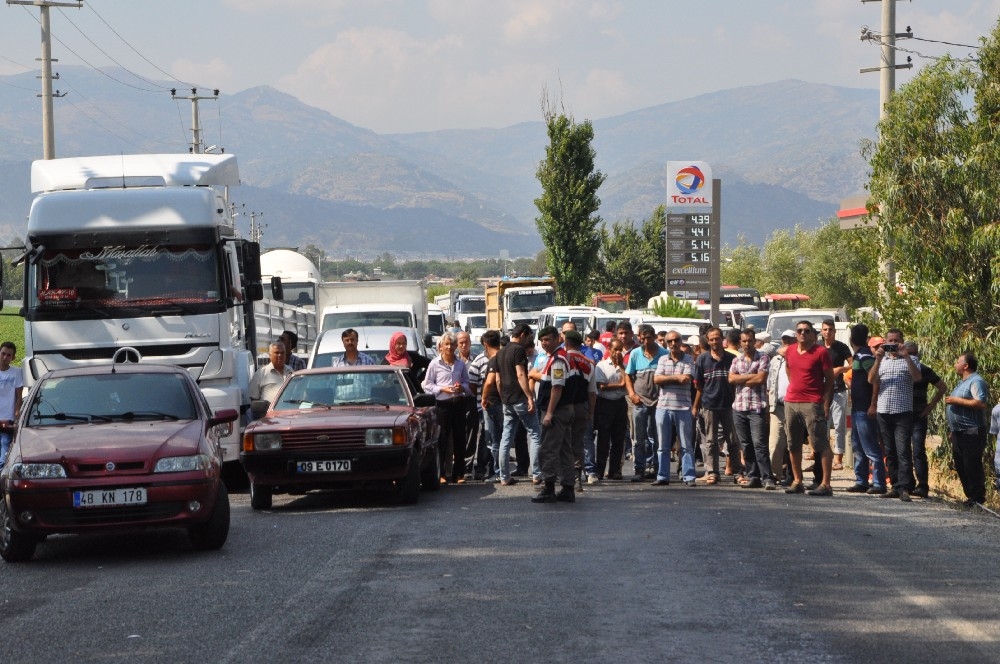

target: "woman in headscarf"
[381,331,429,393]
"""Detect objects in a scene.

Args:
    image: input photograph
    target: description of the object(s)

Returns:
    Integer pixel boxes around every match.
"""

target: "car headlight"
[9,463,67,479]
[155,454,212,473]
[252,433,282,451]
[366,427,407,446]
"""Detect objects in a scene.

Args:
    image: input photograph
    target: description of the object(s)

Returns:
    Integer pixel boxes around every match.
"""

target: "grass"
[0,307,24,353]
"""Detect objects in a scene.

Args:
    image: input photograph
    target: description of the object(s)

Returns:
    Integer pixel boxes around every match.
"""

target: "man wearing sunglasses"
[783,322,835,496]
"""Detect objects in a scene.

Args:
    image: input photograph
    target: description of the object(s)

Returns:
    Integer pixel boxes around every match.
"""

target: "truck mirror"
[244,283,264,301]
[270,275,284,301]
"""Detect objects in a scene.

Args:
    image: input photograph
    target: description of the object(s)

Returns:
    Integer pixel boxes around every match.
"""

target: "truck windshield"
[507,291,555,312]
[322,311,414,330]
[28,244,223,315]
[459,298,486,314]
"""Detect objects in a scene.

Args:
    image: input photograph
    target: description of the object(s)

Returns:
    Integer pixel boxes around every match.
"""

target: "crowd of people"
[251,320,997,509]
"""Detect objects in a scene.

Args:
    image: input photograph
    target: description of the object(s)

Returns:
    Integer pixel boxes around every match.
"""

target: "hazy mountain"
[0,68,878,257]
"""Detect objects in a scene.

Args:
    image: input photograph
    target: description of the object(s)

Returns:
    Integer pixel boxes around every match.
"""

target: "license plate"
[297,460,351,473]
[73,487,147,509]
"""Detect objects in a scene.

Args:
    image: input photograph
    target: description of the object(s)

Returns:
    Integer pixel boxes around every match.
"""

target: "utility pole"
[170,87,219,154]
[860,0,913,288]
[8,0,82,160]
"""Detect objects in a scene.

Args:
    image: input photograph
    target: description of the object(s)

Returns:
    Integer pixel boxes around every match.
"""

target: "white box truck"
[316,280,429,342]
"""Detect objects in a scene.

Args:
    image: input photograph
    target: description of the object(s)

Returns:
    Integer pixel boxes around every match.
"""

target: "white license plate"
[73,487,147,509]
[297,460,351,473]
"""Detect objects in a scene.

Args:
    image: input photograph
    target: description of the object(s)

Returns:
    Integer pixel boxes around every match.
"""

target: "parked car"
[0,361,239,562]
[240,365,441,508]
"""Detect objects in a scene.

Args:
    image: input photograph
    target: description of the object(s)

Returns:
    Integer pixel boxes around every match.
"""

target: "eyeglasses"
[795,328,813,334]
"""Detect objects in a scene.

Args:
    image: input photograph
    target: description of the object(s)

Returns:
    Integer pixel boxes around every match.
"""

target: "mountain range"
[0,67,878,258]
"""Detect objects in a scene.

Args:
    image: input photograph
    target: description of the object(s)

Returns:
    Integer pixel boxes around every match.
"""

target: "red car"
[240,365,440,509]
[0,364,239,562]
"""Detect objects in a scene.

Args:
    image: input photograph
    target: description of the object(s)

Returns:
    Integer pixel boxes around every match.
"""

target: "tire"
[189,482,230,551]
[0,494,37,563]
[420,443,442,492]
[249,481,273,511]
[396,448,421,505]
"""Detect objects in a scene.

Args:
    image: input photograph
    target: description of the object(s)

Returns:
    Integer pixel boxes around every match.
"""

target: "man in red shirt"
[783,321,835,495]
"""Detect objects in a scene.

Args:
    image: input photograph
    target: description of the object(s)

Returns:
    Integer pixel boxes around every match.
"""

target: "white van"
[535,306,609,335]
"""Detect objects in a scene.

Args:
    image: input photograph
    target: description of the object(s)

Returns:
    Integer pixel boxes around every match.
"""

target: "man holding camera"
[867,328,923,502]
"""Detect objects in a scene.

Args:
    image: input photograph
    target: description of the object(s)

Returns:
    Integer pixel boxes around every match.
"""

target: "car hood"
[15,420,205,463]
[250,406,413,430]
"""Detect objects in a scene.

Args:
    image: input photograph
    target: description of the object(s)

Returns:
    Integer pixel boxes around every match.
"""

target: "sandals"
[832,462,844,471]
[704,474,718,485]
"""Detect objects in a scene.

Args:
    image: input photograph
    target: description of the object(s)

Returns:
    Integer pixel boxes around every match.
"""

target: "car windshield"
[27,373,197,426]
[322,311,414,330]
[275,371,408,408]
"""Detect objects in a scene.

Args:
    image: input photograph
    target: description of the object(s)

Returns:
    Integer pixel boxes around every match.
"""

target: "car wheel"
[0,494,37,563]
[396,448,421,505]
[188,482,231,551]
[420,442,441,492]
[249,481,273,511]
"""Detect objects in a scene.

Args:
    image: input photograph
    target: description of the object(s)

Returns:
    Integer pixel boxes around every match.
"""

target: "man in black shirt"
[904,341,947,497]
[821,319,852,473]
[496,324,543,484]
[846,324,888,494]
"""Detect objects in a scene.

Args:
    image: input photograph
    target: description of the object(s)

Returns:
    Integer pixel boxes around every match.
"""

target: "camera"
[881,343,898,353]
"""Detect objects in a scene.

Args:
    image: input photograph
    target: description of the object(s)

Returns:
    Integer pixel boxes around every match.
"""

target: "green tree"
[649,295,700,318]
[720,237,763,289]
[591,206,665,306]
[534,100,606,306]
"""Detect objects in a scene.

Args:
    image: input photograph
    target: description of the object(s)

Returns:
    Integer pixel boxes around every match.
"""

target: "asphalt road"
[2,475,999,664]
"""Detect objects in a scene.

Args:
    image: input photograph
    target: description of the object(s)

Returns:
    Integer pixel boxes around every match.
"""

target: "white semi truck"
[16,154,265,470]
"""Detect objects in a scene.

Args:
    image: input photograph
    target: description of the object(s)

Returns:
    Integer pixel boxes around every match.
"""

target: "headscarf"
[385,331,411,367]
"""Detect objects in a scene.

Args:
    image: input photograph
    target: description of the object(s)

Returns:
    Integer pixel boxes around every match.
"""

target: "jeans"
[830,390,848,455]
[582,403,596,475]
[482,402,504,478]
[632,402,658,476]
[733,409,771,481]
[0,431,10,467]
[877,411,914,491]
[501,401,542,481]
[850,410,886,489]
[656,408,695,482]
[910,414,929,490]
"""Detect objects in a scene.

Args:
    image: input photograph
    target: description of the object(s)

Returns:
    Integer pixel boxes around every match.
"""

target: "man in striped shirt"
[729,328,773,489]
[653,330,695,486]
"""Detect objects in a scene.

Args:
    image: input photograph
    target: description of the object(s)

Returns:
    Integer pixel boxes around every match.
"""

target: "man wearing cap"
[531,326,577,503]
[846,324,888,495]
[767,330,795,485]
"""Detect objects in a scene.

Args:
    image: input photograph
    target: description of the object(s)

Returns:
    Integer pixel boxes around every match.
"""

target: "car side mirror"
[413,393,436,408]
[208,407,240,437]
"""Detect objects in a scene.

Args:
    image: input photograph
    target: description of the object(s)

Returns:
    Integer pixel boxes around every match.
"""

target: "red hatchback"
[0,363,238,562]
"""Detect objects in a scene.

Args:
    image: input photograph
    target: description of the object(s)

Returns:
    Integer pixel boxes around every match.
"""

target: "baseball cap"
[868,336,885,350]
[755,332,771,343]
[686,335,700,346]
[780,329,796,340]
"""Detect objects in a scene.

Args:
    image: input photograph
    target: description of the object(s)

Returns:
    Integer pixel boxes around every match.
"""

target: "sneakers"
[587,473,599,485]
[879,489,900,499]
[763,479,776,490]
[911,486,929,498]
[845,484,869,493]
[866,486,887,495]
[898,490,912,502]
[740,478,763,489]
[685,479,697,487]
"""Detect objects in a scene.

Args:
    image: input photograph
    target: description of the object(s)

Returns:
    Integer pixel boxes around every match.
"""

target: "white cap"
[686,335,701,346]
[755,332,771,343]
[781,329,796,339]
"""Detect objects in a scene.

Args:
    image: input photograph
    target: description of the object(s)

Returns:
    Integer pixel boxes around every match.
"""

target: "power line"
[56,6,171,91]
[83,1,193,88]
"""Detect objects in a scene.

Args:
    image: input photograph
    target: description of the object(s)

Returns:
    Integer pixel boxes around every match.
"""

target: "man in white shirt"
[250,342,294,404]
[0,342,23,467]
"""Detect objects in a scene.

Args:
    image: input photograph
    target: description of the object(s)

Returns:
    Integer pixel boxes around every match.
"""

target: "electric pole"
[8,0,82,160]
[171,87,219,154]
[860,0,913,288]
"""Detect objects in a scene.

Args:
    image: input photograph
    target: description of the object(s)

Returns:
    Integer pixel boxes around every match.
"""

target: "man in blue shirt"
[624,324,668,481]
[945,352,989,507]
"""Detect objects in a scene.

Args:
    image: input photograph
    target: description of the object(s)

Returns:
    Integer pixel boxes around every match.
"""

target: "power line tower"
[171,87,219,154]
[7,0,82,160]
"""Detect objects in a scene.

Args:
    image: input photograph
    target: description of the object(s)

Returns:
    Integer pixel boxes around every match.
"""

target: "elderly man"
[250,341,294,404]
[767,330,794,485]
[653,329,696,486]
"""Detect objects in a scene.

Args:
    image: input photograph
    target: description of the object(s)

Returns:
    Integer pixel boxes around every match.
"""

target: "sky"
[0,0,997,134]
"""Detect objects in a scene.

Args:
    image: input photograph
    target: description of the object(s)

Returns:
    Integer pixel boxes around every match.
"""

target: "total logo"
[671,165,708,204]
